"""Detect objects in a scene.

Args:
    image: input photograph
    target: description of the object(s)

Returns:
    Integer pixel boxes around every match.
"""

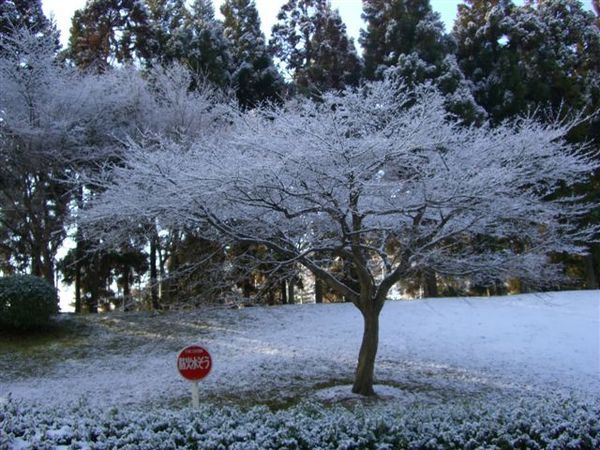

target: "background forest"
[0,0,599,313]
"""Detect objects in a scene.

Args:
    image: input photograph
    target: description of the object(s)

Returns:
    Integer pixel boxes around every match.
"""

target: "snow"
[1,290,598,409]
[1,291,599,448]
[313,384,418,404]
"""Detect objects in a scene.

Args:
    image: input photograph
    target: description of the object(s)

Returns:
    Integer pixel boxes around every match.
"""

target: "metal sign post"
[190,381,200,408]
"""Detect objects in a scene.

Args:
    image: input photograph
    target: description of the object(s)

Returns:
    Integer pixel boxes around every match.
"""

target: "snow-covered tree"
[144,0,189,66]
[305,6,362,93]
[1,25,166,306]
[270,0,361,94]
[67,0,153,71]
[455,0,600,287]
[178,0,232,88]
[361,0,447,80]
[361,0,484,123]
[81,79,597,395]
[0,28,147,285]
[0,0,58,49]
[221,0,284,108]
[0,29,76,283]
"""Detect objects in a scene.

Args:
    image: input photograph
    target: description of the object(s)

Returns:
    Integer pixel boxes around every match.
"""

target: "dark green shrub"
[0,275,59,331]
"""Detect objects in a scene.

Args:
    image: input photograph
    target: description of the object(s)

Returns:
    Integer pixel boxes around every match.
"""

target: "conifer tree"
[221,0,283,107]
[361,0,484,123]
[1,0,50,34]
[454,0,600,287]
[180,0,232,87]
[145,0,188,66]
[305,6,362,92]
[360,0,446,80]
[453,0,523,121]
[67,0,152,71]
[0,0,58,52]
[270,0,361,94]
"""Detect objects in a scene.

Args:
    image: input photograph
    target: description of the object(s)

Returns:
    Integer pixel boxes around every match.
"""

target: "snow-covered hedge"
[1,394,598,450]
[0,275,59,331]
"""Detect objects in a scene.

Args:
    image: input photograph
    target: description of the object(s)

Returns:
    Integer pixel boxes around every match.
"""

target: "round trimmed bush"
[0,275,59,331]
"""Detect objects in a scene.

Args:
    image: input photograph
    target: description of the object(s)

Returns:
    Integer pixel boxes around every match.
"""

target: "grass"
[2,302,595,413]
[0,312,178,380]
[0,316,91,378]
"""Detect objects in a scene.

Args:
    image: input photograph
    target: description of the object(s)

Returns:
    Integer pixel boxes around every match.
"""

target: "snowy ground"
[1,290,598,409]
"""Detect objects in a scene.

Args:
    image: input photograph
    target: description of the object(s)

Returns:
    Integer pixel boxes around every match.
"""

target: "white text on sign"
[178,356,211,371]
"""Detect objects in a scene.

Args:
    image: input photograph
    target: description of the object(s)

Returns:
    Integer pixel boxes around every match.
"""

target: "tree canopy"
[80,79,597,395]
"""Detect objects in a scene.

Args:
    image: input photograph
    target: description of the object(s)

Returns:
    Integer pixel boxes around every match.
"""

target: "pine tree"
[454,0,600,287]
[145,0,188,66]
[270,0,361,94]
[304,6,362,92]
[361,0,484,123]
[0,0,58,52]
[360,0,447,80]
[453,0,524,121]
[520,0,600,113]
[221,0,284,107]
[1,0,48,34]
[67,0,152,71]
[455,0,599,123]
[180,0,232,87]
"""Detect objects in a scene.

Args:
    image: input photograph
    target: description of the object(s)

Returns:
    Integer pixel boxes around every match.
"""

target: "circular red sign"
[177,345,212,381]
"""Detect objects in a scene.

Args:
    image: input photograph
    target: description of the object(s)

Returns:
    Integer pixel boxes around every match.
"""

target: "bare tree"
[81,80,598,396]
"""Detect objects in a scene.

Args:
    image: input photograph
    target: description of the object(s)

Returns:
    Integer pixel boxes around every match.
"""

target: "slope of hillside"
[1,290,597,409]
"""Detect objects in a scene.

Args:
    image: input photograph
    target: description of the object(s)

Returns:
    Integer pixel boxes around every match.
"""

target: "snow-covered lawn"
[1,290,599,448]
[2,290,598,406]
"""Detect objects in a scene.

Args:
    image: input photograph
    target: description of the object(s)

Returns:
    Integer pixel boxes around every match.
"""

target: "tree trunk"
[584,253,599,289]
[280,280,287,304]
[74,185,84,313]
[150,233,160,309]
[422,271,438,298]
[242,278,254,298]
[288,279,295,305]
[352,306,379,396]
[122,264,130,311]
[75,237,82,313]
[315,276,323,303]
[158,242,166,302]
[40,248,55,287]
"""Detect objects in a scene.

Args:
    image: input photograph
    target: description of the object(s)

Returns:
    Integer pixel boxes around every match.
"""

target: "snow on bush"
[0,275,59,331]
[2,393,598,449]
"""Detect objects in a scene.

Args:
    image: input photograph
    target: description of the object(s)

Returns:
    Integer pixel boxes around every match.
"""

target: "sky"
[43,0,593,49]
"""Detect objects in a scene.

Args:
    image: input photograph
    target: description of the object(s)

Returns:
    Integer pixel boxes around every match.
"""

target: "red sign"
[177,345,212,381]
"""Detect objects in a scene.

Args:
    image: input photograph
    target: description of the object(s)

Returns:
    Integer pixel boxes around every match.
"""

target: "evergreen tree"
[145,0,188,66]
[179,0,232,88]
[304,6,362,92]
[0,30,71,285]
[0,0,58,52]
[67,0,152,71]
[1,0,48,34]
[360,0,446,80]
[519,0,600,114]
[453,0,524,121]
[221,0,283,107]
[361,0,484,123]
[454,0,600,287]
[270,0,361,94]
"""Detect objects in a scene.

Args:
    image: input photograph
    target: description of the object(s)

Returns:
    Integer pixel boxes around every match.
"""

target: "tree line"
[0,0,599,314]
